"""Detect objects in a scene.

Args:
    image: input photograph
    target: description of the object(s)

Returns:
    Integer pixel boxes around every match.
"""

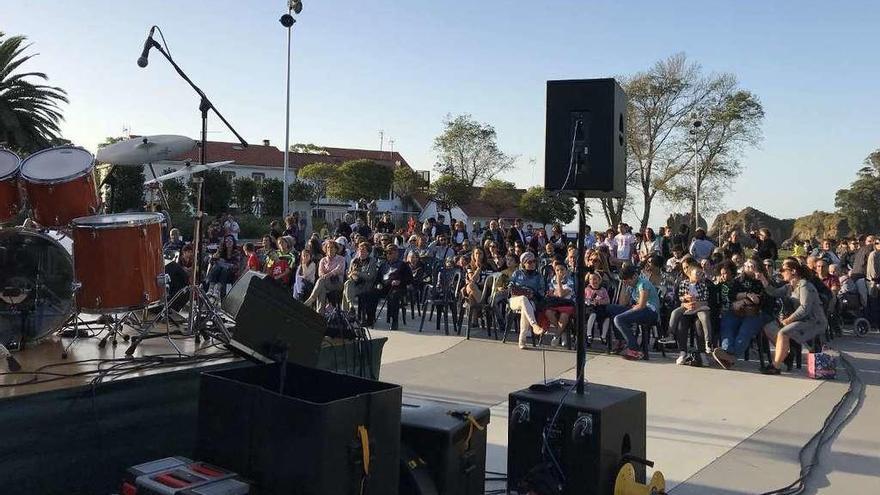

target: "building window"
[252,173,265,184]
[221,171,235,182]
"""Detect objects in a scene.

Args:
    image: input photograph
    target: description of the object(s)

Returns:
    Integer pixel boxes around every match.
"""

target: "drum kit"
[0,135,234,365]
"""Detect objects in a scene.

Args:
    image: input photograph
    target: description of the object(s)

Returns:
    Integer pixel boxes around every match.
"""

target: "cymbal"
[143,161,234,185]
[96,135,196,166]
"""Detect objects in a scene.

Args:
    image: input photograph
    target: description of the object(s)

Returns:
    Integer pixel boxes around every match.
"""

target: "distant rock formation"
[665,213,707,234]
[709,207,795,246]
[787,211,851,244]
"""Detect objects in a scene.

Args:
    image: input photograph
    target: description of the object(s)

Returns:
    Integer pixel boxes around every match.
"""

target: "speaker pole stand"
[575,191,587,394]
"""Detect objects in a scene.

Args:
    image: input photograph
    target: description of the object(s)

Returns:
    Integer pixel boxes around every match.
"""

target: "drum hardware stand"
[124,277,185,356]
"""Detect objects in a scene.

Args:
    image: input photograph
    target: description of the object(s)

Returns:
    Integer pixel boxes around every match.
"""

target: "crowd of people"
[161,210,880,374]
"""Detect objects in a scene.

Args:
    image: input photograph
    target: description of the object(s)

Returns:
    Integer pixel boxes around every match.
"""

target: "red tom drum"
[72,213,166,313]
[21,146,99,228]
[0,149,21,223]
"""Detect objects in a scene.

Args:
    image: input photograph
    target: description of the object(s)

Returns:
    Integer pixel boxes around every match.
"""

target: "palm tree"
[0,31,68,153]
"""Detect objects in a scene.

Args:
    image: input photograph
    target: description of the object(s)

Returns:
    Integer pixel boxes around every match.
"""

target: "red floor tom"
[71,213,166,313]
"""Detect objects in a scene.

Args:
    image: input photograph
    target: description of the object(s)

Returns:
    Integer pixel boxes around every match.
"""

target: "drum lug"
[95,296,102,308]
[91,229,97,239]
[143,292,150,304]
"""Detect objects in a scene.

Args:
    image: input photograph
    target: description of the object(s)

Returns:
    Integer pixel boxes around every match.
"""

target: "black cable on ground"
[759,351,865,495]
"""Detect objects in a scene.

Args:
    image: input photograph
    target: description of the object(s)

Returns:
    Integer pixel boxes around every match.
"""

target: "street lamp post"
[690,116,702,234]
[280,1,303,218]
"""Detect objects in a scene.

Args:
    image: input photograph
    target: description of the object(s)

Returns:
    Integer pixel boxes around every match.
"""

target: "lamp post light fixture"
[280,0,303,217]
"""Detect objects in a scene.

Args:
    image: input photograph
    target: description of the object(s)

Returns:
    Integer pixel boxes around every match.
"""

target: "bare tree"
[433,114,516,186]
[664,76,764,227]
[624,53,726,230]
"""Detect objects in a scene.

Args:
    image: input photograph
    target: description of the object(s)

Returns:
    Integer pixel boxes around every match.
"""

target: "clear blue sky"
[5,0,879,226]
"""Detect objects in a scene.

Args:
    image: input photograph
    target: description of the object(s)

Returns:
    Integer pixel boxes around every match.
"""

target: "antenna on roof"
[378,129,385,152]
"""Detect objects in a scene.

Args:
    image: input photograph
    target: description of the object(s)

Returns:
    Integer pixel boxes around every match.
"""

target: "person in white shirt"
[613,223,636,263]
[223,214,240,241]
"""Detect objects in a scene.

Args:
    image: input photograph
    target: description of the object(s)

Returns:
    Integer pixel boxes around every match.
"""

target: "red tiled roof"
[168,140,411,171]
[173,141,285,167]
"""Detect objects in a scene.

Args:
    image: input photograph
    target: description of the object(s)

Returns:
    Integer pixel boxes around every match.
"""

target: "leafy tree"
[297,162,338,201]
[98,137,145,212]
[479,179,519,216]
[289,180,316,202]
[519,186,577,228]
[392,166,425,198]
[191,169,232,216]
[327,159,392,201]
[232,177,258,214]
[433,113,516,186]
[160,168,189,213]
[261,178,284,217]
[429,174,472,217]
[0,32,68,153]
[835,150,880,234]
[290,143,328,154]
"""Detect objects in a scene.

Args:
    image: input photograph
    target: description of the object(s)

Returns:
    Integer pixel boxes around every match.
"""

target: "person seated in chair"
[509,252,546,350]
[364,244,412,329]
[165,243,194,312]
[304,239,346,311]
[606,264,661,361]
[342,241,377,313]
[711,259,771,369]
[543,261,576,346]
[757,258,827,375]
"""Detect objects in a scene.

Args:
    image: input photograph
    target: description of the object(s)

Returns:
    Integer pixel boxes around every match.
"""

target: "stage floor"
[0,322,232,399]
[367,313,880,494]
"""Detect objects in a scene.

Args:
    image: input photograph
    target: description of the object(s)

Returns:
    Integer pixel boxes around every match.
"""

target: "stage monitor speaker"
[399,396,491,495]
[507,380,646,495]
[222,270,326,366]
[544,78,627,196]
[198,361,402,495]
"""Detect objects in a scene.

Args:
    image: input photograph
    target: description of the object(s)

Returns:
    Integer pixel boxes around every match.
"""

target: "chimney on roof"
[262,139,270,146]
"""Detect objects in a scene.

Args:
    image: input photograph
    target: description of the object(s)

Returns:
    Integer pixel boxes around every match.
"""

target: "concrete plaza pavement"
[368,312,879,494]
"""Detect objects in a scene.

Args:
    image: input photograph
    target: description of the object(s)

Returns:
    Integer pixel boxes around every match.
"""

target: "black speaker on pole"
[544,78,627,196]
[507,380,646,495]
[222,270,326,365]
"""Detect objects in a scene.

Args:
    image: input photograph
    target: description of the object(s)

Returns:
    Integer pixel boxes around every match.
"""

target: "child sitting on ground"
[669,260,713,365]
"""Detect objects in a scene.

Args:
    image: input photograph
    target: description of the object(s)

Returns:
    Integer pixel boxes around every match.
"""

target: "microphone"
[137,26,157,68]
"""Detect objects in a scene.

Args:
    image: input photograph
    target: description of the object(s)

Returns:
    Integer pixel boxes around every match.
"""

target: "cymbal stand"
[125,178,230,355]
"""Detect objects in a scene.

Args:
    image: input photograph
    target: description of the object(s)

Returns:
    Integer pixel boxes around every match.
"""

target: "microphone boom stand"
[135,37,248,346]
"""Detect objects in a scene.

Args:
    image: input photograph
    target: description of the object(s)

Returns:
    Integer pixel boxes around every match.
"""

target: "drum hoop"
[20,146,95,184]
[0,226,75,338]
[72,213,164,229]
[0,149,20,181]
[0,169,19,181]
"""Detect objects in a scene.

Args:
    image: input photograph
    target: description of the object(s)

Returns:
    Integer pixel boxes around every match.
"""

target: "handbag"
[543,296,574,308]
[732,299,760,317]
[807,348,837,379]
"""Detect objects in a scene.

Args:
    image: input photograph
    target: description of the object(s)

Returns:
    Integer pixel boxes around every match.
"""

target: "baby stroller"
[831,277,872,336]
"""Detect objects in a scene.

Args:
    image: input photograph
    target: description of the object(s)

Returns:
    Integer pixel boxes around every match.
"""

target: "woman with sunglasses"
[757,257,827,375]
[711,258,771,369]
[509,252,546,349]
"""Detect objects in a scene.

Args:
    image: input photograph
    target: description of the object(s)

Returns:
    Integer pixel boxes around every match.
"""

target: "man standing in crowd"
[689,228,715,261]
[508,218,528,246]
[614,223,636,263]
[483,219,506,254]
[851,235,876,308]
